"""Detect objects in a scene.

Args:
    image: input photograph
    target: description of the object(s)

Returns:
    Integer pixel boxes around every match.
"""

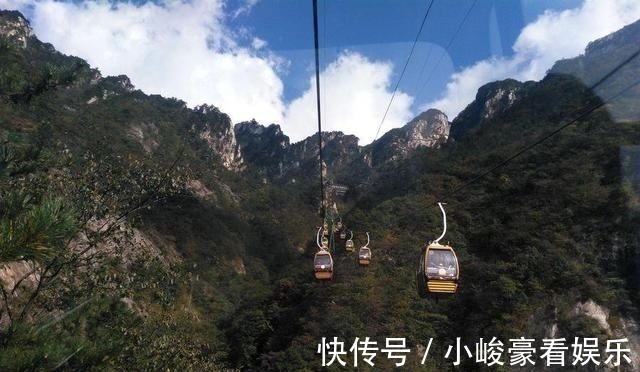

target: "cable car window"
[315,255,332,266]
[426,250,457,277]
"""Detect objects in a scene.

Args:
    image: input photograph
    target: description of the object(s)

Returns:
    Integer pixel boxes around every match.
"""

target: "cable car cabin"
[416,243,459,296]
[314,250,333,280]
[345,239,354,252]
[358,247,371,266]
[339,231,346,240]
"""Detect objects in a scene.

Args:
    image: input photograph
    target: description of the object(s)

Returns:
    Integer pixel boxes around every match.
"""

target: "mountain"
[234,120,289,176]
[236,109,451,189]
[0,10,242,172]
[367,108,450,166]
[343,20,640,370]
[449,78,535,140]
[235,122,366,188]
[549,19,640,122]
[0,9,319,369]
[2,8,640,371]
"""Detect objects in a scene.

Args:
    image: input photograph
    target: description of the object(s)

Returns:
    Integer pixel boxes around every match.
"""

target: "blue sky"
[226,0,581,103]
[1,0,638,143]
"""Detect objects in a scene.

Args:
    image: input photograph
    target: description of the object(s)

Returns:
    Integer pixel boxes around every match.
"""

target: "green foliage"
[0,193,76,262]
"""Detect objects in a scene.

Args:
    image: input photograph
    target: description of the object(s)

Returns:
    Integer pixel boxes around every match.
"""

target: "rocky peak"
[475,79,525,120]
[584,18,640,58]
[235,122,364,180]
[0,10,32,49]
[290,131,360,161]
[450,79,532,140]
[234,120,290,176]
[192,104,243,171]
[549,18,640,121]
[235,120,288,147]
[367,109,449,165]
[403,109,450,146]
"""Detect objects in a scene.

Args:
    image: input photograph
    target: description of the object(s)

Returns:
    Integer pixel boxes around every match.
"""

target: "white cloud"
[0,0,411,144]
[251,36,267,50]
[232,0,260,19]
[282,51,413,144]
[424,0,640,119]
[1,0,285,125]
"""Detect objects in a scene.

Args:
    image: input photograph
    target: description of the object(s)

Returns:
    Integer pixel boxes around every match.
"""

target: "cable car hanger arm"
[433,202,447,245]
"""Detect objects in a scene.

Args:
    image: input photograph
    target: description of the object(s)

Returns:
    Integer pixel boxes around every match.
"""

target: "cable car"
[358,232,372,266]
[416,203,459,296]
[345,231,354,252]
[314,249,334,280]
[314,226,333,280]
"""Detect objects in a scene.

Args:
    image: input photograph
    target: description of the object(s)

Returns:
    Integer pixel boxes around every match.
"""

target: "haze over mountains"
[1,8,640,371]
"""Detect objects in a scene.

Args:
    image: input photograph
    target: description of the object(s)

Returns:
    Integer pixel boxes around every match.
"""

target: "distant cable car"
[416,203,459,296]
[358,232,372,266]
[345,231,354,252]
[314,227,333,280]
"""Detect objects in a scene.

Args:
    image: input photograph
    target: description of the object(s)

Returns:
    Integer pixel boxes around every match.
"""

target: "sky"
[1,0,639,144]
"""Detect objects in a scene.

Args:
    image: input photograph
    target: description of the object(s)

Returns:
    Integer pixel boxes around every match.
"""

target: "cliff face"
[367,109,450,166]
[235,121,365,181]
[550,18,640,122]
[235,120,290,176]
[0,10,243,172]
[449,79,535,140]
[0,10,31,48]
[193,105,243,171]
[235,110,451,184]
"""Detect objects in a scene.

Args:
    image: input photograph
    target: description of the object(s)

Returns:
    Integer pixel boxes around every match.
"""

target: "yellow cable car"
[345,231,354,252]
[358,232,371,266]
[416,203,459,296]
[314,249,334,280]
[314,226,333,280]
